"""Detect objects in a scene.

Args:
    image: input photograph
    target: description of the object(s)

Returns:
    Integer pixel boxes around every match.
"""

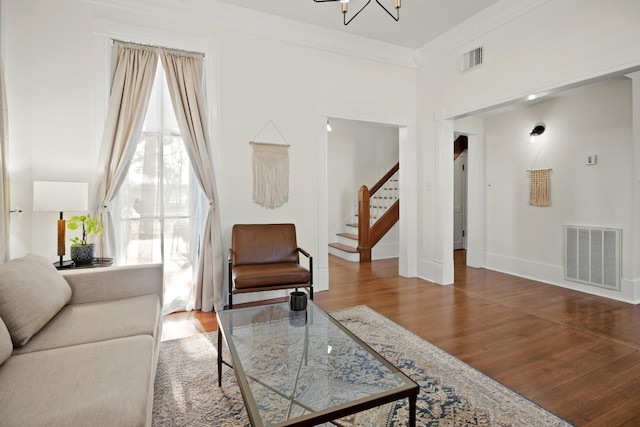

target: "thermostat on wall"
[585,154,597,165]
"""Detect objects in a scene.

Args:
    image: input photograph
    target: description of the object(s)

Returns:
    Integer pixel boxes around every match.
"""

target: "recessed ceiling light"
[527,94,537,101]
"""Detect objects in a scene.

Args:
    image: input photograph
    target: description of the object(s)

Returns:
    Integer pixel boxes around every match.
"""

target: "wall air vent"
[461,46,483,72]
[564,225,621,291]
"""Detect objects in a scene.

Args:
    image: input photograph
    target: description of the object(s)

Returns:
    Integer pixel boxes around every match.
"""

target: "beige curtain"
[161,50,224,312]
[0,56,9,264]
[96,41,158,258]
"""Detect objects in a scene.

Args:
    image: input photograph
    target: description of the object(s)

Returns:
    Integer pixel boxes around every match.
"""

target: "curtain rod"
[110,39,205,58]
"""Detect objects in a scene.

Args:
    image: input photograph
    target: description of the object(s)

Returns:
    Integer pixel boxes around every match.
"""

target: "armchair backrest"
[231,224,299,266]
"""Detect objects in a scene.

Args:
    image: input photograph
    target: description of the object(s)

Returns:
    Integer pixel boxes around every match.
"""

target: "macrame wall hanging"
[528,168,551,206]
[250,120,290,209]
[528,150,552,207]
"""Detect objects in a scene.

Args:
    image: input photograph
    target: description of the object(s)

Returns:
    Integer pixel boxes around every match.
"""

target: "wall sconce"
[529,122,546,143]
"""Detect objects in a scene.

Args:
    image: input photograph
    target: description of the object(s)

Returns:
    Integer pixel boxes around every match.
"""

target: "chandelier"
[314,0,401,26]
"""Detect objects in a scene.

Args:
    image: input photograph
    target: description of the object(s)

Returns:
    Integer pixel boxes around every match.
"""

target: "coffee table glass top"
[217,300,418,427]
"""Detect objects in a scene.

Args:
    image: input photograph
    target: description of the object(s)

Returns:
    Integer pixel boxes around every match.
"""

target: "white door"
[453,150,467,250]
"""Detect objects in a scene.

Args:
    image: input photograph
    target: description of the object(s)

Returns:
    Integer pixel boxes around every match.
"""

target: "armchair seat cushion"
[233,263,311,290]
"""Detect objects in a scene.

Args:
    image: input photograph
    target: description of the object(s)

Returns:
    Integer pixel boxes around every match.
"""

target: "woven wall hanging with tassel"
[528,168,551,207]
[249,120,290,209]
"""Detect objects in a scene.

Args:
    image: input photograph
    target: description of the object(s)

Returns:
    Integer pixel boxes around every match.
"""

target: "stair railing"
[358,162,399,262]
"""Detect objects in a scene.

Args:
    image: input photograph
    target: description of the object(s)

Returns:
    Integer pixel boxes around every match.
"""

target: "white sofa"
[0,254,163,427]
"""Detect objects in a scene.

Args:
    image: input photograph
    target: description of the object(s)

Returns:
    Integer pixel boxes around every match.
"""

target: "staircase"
[329,223,360,262]
[329,163,399,262]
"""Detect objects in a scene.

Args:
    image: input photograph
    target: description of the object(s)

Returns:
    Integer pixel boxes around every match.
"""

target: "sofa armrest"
[61,264,164,306]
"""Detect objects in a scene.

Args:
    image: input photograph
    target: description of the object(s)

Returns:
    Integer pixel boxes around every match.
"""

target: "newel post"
[358,185,372,262]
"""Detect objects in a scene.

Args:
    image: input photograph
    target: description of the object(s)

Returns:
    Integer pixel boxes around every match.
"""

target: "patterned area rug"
[152,305,572,426]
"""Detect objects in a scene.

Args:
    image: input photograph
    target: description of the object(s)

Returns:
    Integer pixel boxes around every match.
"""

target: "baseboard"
[417,258,435,283]
[485,252,640,305]
[416,257,454,286]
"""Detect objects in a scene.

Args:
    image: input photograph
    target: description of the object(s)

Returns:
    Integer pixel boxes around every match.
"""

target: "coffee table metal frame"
[217,301,418,427]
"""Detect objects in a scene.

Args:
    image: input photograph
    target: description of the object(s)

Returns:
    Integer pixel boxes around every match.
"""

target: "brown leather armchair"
[228,223,313,309]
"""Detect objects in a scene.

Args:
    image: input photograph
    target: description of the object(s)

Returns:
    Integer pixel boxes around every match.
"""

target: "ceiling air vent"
[462,46,483,72]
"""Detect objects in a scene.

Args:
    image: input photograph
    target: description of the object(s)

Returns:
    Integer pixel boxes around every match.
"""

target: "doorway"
[327,118,400,262]
[453,149,467,251]
[317,110,417,292]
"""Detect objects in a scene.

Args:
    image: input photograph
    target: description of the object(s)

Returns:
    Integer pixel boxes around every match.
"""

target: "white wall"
[6,0,640,304]
[4,0,417,304]
[327,118,399,239]
[483,79,634,289]
[417,0,640,300]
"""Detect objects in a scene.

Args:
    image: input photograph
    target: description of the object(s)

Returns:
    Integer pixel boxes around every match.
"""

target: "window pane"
[118,134,161,219]
[121,218,162,265]
[163,136,190,218]
[164,217,193,309]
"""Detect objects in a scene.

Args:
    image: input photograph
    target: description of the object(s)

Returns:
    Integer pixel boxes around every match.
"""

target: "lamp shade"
[33,181,88,212]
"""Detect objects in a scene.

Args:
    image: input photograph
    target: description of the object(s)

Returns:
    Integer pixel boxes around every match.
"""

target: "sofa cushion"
[0,254,72,347]
[0,317,12,366]
[0,335,155,427]
[14,293,161,355]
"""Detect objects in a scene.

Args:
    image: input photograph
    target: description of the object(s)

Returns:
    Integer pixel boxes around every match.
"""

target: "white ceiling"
[215,0,500,49]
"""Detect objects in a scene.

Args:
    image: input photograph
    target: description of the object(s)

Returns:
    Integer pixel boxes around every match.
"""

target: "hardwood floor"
[163,251,640,426]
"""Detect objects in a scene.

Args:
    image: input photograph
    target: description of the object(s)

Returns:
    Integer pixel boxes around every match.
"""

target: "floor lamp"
[33,181,88,268]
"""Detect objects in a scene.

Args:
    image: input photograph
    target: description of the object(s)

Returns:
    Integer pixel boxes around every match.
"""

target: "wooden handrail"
[370,200,399,247]
[358,162,400,263]
[454,135,468,161]
[370,162,399,195]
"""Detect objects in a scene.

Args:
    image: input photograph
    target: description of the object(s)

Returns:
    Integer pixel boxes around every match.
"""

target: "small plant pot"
[70,244,95,266]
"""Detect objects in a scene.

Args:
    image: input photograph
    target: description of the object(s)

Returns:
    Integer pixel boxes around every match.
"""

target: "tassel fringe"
[252,143,289,209]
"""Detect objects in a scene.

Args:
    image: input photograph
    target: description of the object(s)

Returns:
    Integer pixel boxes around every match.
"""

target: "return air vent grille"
[462,46,483,72]
[564,225,621,290]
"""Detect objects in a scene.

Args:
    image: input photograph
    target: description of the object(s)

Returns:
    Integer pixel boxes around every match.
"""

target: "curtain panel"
[160,50,224,312]
[96,41,158,258]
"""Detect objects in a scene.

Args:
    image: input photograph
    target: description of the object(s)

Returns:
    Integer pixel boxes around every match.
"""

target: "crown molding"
[82,0,418,68]
[414,0,552,68]
[82,0,550,70]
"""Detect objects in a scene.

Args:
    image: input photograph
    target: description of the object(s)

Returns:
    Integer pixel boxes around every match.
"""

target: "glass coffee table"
[217,300,418,426]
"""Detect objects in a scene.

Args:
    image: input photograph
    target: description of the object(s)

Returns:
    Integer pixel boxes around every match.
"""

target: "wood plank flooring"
[163,251,640,426]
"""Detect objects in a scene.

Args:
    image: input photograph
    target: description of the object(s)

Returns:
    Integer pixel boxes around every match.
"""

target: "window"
[113,62,205,314]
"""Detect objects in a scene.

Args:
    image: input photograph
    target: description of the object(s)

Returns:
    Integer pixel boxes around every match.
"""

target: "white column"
[434,111,454,285]
[627,72,640,299]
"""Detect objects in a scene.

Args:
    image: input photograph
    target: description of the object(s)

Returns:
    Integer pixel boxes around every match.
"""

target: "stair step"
[346,223,358,228]
[329,243,358,253]
[337,232,357,241]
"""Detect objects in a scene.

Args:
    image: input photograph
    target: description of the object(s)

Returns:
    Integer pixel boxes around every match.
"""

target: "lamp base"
[53,259,75,270]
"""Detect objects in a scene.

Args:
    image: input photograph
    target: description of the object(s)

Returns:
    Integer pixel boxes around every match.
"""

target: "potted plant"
[67,213,103,265]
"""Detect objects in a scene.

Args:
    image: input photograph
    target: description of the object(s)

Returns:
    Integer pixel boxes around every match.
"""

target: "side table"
[55,257,114,270]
